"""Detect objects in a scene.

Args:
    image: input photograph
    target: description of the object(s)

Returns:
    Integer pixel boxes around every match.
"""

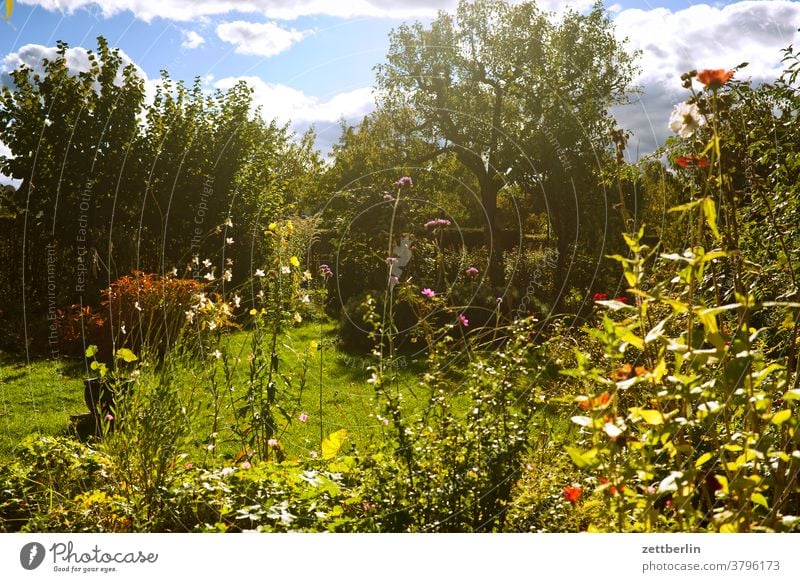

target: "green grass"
[0,321,428,464]
[0,352,87,461]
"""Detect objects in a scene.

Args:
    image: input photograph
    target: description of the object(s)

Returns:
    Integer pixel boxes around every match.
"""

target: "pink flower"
[394,176,413,188]
[298,412,309,423]
[465,266,479,278]
[383,193,394,200]
[106,414,114,422]
[268,438,278,447]
[459,314,469,327]
[240,461,252,469]
[421,288,435,298]
[310,451,318,459]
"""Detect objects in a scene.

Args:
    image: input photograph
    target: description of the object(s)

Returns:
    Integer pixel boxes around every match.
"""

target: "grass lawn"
[0,321,428,463]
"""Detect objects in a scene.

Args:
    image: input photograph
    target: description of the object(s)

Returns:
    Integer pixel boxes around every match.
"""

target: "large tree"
[375,0,638,292]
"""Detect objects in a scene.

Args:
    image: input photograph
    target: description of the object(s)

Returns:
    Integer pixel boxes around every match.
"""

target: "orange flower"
[599,476,625,495]
[579,391,611,410]
[696,69,734,89]
[563,485,582,504]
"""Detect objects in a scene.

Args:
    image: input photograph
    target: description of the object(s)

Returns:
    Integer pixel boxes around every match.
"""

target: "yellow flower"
[285,220,294,234]
[268,222,277,231]
[289,256,300,268]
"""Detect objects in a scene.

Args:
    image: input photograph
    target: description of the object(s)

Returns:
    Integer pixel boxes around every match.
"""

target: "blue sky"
[1,0,799,165]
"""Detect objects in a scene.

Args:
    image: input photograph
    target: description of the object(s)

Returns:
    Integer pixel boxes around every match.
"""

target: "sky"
[1,0,799,177]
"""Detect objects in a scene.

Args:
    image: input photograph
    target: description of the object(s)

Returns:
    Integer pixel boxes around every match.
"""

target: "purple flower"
[465,266,479,278]
[394,176,413,188]
[386,257,397,265]
[459,314,469,327]
[298,412,309,423]
[319,264,333,278]
[421,288,435,298]
[424,218,452,231]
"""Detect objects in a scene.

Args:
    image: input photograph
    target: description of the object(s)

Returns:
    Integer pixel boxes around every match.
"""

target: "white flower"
[669,101,705,138]
[208,321,218,331]
[223,269,233,282]
[220,466,234,476]
[185,310,195,323]
[170,267,178,277]
[301,294,311,303]
[233,294,241,308]
[134,301,142,311]
[226,258,234,267]
[121,324,127,335]
[255,269,265,278]
[192,256,199,265]
[212,349,222,359]
[281,266,291,274]
[224,218,233,227]
[257,290,265,300]
[202,258,212,268]
[226,237,234,245]
[204,272,215,281]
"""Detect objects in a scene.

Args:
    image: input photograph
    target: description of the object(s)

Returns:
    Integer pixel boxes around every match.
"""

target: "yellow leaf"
[321,429,348,460]
[115,348,138,363]
[695,452,713,468]
[751,493,768,508]
[638,409,664,425]
[772,409,792,425]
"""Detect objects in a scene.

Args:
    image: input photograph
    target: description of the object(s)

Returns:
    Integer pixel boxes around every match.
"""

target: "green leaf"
[782,389,800,401]
[321,429,348,460]
[750,493,768,509]
[772,409,792,425]
[115,348,138,363]
[85,345,98,358]
[565,445,597,469]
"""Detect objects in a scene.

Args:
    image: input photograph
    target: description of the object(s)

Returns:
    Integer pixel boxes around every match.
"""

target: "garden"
[1,0,799,533]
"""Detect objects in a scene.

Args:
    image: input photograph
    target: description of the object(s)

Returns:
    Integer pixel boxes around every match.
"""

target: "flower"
[170,267,178,277]
[562,485,582,504]
[224,217,233,228]
[221,467,234,476]
[255,269,265,278]
[696,68,734,89]
[204,272,215,281]
[424,218,452,230]
[289,256,300,268]
[593,292,608,302]
[421,288,435,298]
[240,460,251,469]
[614,296,628,303]
[268,438,278,448]
[319,264,333,278]
[465,266,479,278]
[281,266,291,274]
[310,451,318,459]
[185,310,195,323]
[223,269,232,282]
[383,194,394,201]
[298,412,309,423]
[394,176,413,188]
[202,258,212,268]
[106,414,114,422]
[669,101,705,138]
[579,391,611,411]
[459,314,469,327]
[233,294,241,308]
[386,257,397,265]
[599,476,625,495]
[212,349,222,359]
[675,155,709,168]
[226,237,234,245]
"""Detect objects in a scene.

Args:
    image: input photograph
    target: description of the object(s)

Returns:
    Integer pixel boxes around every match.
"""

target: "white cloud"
[214,75,374,124]
[0,43,147,88]
[181,30,205,50]
[216,21,310,57]
[612,1,800,158]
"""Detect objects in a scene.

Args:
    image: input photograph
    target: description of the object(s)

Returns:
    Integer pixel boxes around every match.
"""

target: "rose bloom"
[696,69,734,89]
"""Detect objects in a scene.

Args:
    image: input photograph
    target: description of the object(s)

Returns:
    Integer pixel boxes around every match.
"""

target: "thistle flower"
[424,218,452,231]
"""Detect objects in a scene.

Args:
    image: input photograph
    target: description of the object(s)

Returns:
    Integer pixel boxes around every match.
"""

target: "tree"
[375,0,638,294]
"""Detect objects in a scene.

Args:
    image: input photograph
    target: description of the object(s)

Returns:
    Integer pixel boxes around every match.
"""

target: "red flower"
[599,476,625,495]
[696,69,734,89]
[563,485,582,504]
[675,155,709,168]
[613,296,628,303]
[593,292,607,302]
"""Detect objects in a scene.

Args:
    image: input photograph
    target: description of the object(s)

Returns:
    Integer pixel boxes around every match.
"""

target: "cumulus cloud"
[0,43,146,88]
[181,30,205,50]
[216,21,310,57]
[612,1,800,158]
